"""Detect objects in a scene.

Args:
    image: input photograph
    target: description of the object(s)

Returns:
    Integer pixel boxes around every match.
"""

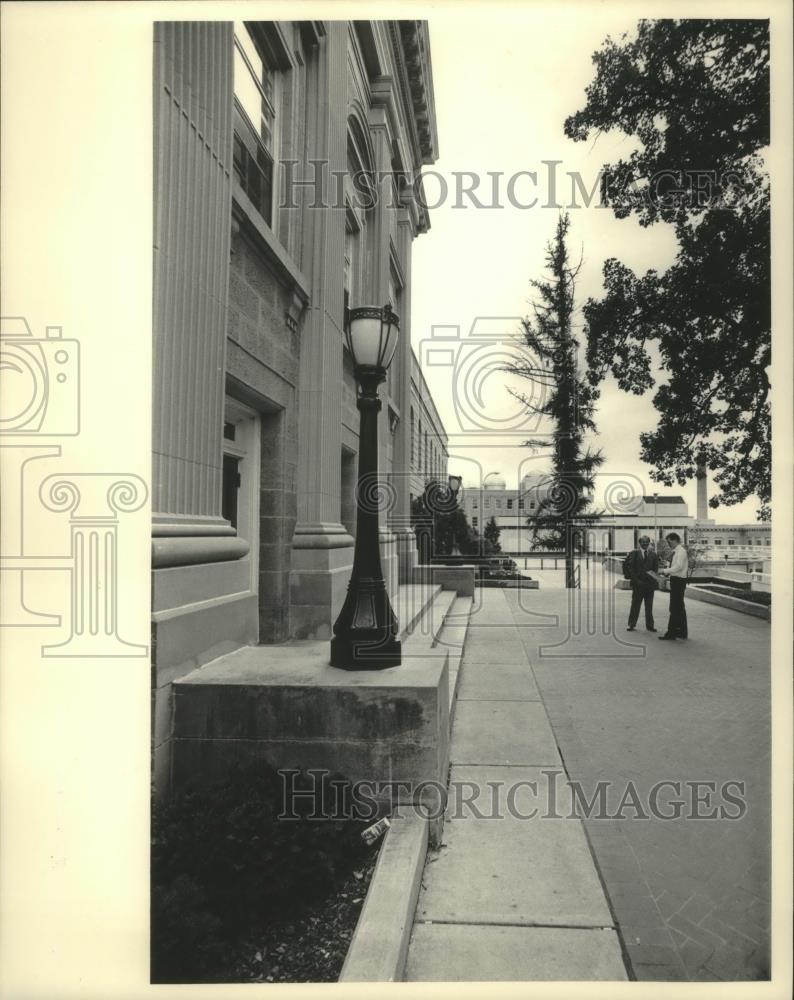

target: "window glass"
[222,454,241,529]
[233,23,276,226]
[234,24,274,147]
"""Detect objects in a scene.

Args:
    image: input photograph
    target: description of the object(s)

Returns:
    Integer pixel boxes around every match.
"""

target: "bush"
[151,760,371,983]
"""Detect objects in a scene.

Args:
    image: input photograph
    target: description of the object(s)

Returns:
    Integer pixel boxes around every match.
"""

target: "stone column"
[392,210,418,584]
[152,21,240,562]
[368,103,400,597]
[289,23,354,638]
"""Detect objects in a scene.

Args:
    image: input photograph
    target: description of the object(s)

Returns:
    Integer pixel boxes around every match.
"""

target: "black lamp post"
[331,304,402,670]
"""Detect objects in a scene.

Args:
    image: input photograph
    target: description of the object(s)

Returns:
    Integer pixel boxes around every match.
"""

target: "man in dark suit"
[626,535,659,632]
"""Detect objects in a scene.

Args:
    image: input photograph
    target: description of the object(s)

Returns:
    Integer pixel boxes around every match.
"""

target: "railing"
[519,553,591,571]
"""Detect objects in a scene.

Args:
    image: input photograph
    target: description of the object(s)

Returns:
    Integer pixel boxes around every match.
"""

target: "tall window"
[344,219,360,317]
[388,270,402,399]
[223,398,261,591]
[233,23,277,226]
[410,408,415,466]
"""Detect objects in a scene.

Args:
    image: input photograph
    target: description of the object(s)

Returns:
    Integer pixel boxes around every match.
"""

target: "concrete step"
[403,594,474,726]
[436,597,473,726]
[394,584,442,642]
[417,588,459,647]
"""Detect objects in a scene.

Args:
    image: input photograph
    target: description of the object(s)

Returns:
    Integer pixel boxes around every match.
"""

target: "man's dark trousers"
[628,584,655,629]
[667,577,688,638]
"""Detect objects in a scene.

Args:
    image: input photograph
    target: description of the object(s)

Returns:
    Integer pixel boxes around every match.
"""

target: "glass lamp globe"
[345,304,399,372]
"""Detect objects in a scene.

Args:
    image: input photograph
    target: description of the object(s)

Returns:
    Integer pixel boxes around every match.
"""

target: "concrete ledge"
[412,564,475,597]
[479,578,539,589]
[171,641,450,796]
[339,814,428,983]
[687,585,770,620]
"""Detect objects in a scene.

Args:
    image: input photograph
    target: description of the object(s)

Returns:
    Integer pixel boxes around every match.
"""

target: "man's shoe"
[647,627,657,632]
[626,626,636,631]
[658,634,676,640]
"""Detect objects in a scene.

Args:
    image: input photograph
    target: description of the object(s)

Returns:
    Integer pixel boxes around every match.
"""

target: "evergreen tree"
[411,480,479,559]
[483,516,502,554]
[506,213,604,588]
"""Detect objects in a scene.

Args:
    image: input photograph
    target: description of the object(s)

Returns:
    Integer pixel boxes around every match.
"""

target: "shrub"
[151,759,371,983]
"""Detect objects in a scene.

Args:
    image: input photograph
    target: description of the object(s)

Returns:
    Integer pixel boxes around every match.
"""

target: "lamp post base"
[330,634,402,671]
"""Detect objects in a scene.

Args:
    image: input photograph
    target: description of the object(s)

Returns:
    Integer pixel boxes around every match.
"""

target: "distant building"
[458,472,771,558]
[460,471,555,544]
[692,469,770,562]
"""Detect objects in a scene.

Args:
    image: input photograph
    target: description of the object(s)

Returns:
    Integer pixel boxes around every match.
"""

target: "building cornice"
[392,20,438,166]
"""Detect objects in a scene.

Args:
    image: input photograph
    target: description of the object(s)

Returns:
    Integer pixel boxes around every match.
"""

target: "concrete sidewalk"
[404,576,770,983]
[506,579,771,982]
[404,587,628,981]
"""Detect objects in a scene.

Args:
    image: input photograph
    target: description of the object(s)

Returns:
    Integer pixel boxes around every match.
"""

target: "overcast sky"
[410,7,761,524]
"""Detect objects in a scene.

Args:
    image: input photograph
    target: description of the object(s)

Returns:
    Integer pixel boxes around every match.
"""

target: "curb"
[338,813,428,982]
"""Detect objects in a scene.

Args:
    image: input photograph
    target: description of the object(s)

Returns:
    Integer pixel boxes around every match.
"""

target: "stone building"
[151,19,440,793]
[459,471,556,545]
[409,348,449,499]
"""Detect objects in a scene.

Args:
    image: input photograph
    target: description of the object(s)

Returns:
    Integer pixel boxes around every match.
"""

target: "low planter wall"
[413,564,476,597]
[339,814,428,982]
[687,585,770,621]
[479,578,540,589]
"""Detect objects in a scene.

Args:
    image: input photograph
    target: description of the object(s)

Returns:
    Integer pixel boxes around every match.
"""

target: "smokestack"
[696,463,708,521]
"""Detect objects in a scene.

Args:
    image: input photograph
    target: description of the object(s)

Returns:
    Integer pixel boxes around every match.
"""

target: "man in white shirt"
[658,532,689,640]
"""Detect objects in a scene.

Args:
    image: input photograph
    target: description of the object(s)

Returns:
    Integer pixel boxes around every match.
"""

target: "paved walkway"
[405,575,770,982]
[404,586,628,982]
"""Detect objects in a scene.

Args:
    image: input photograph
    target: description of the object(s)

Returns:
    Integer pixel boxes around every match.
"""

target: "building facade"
[460,472,558,545]
[151,20,440,792]
[409,347,449,499]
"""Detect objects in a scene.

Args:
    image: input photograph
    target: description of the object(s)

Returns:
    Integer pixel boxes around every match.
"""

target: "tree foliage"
[506,213,604,587]
[411,480,479,558]
[483,515,502,554]
[565,19,770,518]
